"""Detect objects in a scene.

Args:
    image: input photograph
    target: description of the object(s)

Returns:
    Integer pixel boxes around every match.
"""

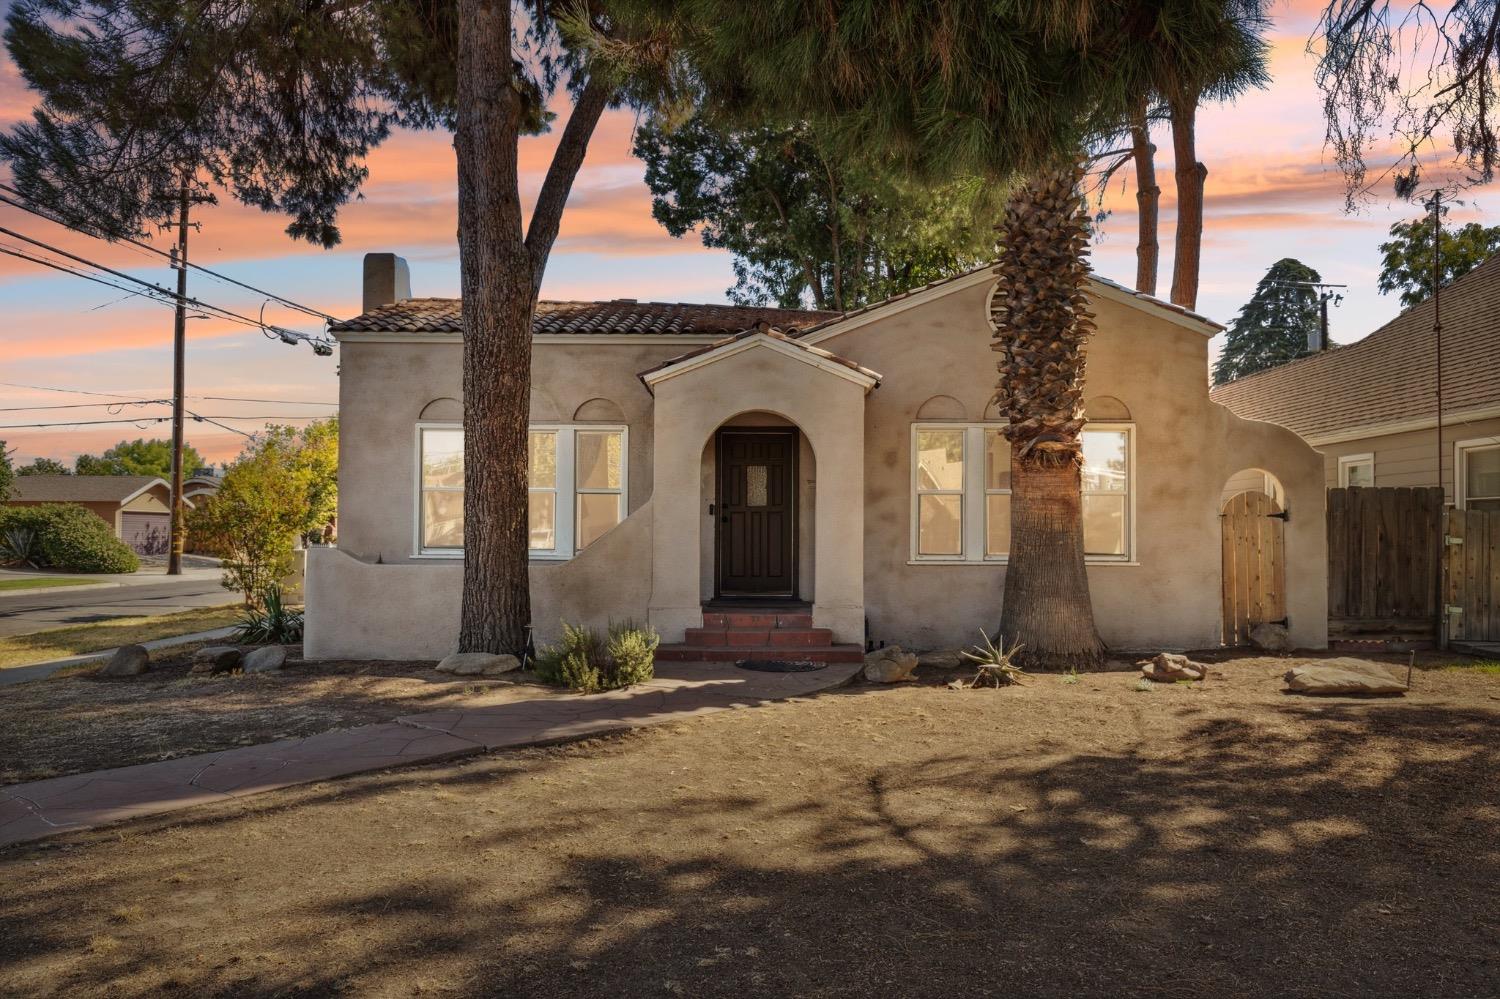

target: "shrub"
[233,584,304,644]
[0,504,139,573]
[536,620,658,692]
[1,526,40,567]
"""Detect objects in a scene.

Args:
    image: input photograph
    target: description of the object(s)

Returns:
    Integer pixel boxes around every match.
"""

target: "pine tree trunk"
[990,166,1105,669]
[455,0,532,654]
[1130,96,1160,297]
[1168,93,1206,310]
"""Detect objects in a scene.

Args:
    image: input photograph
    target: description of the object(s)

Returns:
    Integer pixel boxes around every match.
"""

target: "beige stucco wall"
[1315,414,1500,503]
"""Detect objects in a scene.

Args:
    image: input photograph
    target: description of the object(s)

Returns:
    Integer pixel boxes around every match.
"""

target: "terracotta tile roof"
[8,475,165,504]
[1210,255,1500,438]
[329,298,837,335]
[638,324,883,390]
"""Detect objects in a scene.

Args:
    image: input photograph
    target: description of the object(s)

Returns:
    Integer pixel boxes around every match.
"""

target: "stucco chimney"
[362,253,411,313]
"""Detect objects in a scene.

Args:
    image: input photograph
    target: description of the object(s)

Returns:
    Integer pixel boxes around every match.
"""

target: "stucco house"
[6,475,175,554]
[305,254,1327,661]
[1212,255,1500,510]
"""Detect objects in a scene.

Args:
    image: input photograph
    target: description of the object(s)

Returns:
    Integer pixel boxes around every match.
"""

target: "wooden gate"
[1326,487,1443,641]
[1443,508,1500,643]
[1221,490,1286,645]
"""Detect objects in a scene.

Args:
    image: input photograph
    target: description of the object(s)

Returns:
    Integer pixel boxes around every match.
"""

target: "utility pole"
[1270,280,1346,351]
[161,180,212,575]
[1425,189,1446,649]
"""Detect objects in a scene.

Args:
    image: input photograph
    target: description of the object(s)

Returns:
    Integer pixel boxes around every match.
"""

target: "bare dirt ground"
[0,648,553,783]
[1,650,1497,997]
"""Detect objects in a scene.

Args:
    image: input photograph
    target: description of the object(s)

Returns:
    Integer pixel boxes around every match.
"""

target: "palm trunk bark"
[1130,96,1160,297]
[455,0,533,654]
[1168,92,1206,310]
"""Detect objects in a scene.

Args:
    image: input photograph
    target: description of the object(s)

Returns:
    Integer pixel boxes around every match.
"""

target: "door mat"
[736,659,826,673]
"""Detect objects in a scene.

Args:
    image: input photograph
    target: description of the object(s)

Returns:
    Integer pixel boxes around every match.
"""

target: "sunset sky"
[1,0,1487,467]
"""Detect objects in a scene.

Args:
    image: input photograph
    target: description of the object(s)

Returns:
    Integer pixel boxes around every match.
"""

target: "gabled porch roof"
[638,325,883,395]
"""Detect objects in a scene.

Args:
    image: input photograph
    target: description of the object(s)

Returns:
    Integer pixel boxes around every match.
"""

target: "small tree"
[17,457,69,476]
[75,438,205,478]
[1212,259,1325,384]
[189,434,310,603]
[1378,210,1500,308]
[0,442,14,501]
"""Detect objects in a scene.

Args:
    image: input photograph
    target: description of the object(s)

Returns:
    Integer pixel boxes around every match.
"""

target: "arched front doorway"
[1220,469,1287,645]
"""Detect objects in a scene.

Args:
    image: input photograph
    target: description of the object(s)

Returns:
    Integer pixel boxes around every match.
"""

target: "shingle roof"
[8,475,165,505]
[1210,255,1500,438]
[330,298,837,335]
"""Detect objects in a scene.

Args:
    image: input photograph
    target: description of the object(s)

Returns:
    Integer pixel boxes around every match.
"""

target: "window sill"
[906,558,1139,567]
[410,552,576,562]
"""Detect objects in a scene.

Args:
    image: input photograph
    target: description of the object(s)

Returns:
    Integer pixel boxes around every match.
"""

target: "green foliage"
[1378,209,1500,308]
[17,457,69,476]
[0,440,12,501]
[233,585,304,644]
[74,438,206,478]
[535,621,659,692]
[1,526,40,567]
[188,422,337,603]
[0,504,139,573]
[634,115,1001,310]
[1212,258,1325,384]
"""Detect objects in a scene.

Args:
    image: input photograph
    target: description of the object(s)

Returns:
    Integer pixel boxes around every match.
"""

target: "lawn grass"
[0,576,103,592]
[1441,659,1500,674]
[0,605,242,669]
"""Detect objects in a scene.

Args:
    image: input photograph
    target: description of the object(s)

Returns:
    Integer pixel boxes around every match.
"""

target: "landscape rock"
[436,652,521,677]
[190,645,242,674]
[864,646,919,683]
[916,649,966,670]
[1283,658,1408,696]
[101,644,150,677]
[1249,622,1293,653]
[1139,652,1208,683]
[242,646,289,674]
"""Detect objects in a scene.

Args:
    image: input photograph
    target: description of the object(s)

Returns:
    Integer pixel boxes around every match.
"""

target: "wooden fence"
[1326,486,1443,640]
[1221,490,1285,646]
[1444,507,1500,644]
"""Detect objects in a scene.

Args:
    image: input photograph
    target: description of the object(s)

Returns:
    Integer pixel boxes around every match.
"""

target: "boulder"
[190,645,242,674]
[101,644,150,677]
[242,646,289,674]
[916,649,967,670]
[1284,658,1408,696]
[436,652,521,677]
[864,646,919,683]
[1139,652,1208,683]
[1249,622,1293,653]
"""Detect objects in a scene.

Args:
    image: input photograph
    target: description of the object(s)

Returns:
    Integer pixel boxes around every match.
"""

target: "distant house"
[183,471,222,506]
[6,475,177,554]
[1211,256,1500,511]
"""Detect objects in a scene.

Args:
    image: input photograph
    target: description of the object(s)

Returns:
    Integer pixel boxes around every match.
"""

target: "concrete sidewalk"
[0,660,861,848]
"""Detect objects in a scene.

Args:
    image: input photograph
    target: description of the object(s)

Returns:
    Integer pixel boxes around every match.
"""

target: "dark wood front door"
[717,430,797,596]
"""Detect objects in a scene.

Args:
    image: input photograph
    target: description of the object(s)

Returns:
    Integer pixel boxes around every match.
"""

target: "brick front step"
[656,644,865,664]
[684,627,834,647]
[702,612,814,630]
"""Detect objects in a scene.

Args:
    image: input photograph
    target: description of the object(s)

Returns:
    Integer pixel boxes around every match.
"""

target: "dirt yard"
[1,653,1497,998]
[0,648,553,783]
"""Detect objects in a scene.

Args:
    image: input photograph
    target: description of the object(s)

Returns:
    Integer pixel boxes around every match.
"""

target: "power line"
[0,382,337,408]
[0,413,332,430]
[0,400,170,412]
[0,184,337,323]
[0,382,156,400]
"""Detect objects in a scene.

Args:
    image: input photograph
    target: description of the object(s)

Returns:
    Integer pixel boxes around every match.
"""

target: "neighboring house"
[1211,255,1500,511]
[183,471,222,506]
[6,475,176,554]
[305,253,1326,661]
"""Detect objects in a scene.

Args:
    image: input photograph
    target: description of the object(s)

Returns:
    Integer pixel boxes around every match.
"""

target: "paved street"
[0,576,234,637]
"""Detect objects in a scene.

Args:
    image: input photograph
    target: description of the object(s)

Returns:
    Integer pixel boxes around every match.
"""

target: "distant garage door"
[120,512,170,556]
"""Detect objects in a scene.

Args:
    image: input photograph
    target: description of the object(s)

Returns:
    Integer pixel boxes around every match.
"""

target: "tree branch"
[525,75,611,293]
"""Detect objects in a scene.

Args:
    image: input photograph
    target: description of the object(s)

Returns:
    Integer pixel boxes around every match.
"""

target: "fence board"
[1327,486,1445,639]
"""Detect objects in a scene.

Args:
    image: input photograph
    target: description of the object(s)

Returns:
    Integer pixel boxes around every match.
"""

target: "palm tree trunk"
[1130,96,1160,297]
[1169,92,1207,310]
[991,166,1104,669]
[455,0,533,654]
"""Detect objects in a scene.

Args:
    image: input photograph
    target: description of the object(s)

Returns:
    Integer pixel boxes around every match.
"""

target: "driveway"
[0,576,233,637]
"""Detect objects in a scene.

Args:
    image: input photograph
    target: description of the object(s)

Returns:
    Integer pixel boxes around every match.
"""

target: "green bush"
[0,504,139,573]
[535,620,658,693]
[233,584,304,643]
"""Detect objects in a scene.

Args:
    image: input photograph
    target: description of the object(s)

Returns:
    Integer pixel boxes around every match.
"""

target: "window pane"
[421,429,464,488]
[986,493,1011,556]
[985,430,1011,490]
[528,491,556,550]
[576,493,620,550]
[918,494,962,555]
[529,432,557,488]
[746,465,768,507]
[917,430,964,490]
[1083,494,1127,556]
[1466,447,1500,498]
[1082,430,1127,492]
[422,491,464,549]
[1470,498,1500,512]
[576,431,621,490]
[1345,461,1374,488]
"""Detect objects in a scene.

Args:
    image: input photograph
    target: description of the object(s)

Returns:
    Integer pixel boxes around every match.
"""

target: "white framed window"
[1456,437,1500,512]
[1338,453,1375,488]
[911,422,1134,563]
[415,423,627,558]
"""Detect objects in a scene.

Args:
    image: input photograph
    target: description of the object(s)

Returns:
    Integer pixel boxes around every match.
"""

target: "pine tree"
[1212,259,1324,384]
